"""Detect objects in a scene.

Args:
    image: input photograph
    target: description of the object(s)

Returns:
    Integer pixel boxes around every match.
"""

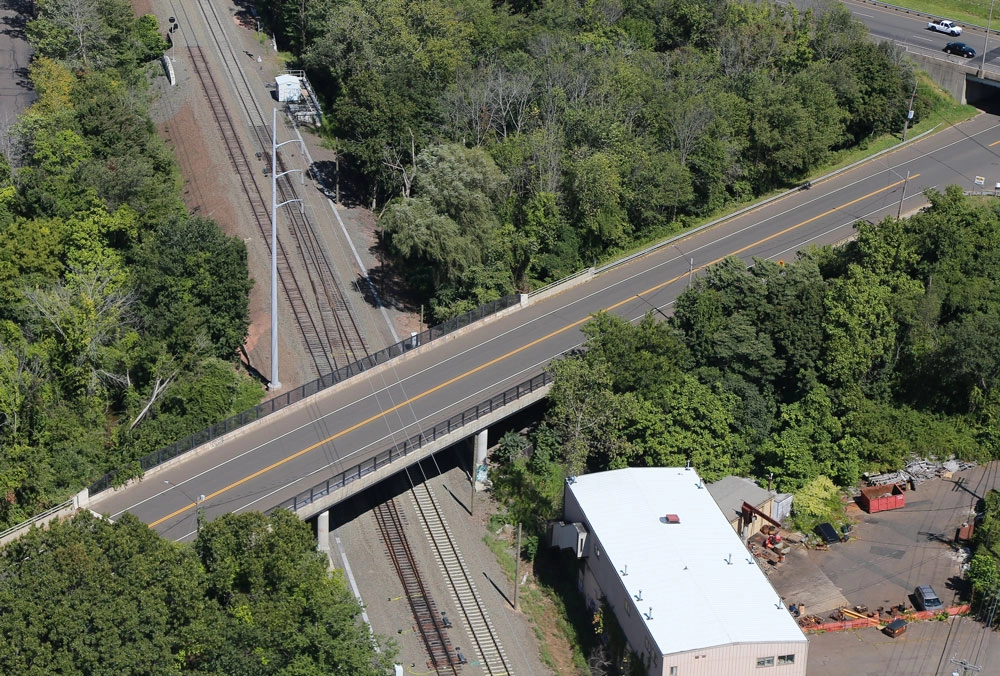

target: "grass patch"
[882,1,990,26]
[484,530,594,675]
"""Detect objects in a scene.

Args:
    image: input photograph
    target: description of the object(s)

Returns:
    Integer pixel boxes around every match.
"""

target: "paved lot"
[771,466,989,619]
[0,0,35,126]
[759,462,1000,675]
[808,615,999,676]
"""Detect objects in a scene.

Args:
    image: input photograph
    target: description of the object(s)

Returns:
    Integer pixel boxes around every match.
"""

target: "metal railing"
[0,499,73,543]
[274,370,553,514]
[88,294,521,495]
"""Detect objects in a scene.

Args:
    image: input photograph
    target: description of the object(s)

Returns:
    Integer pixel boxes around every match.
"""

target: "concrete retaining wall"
[907,51,975,104]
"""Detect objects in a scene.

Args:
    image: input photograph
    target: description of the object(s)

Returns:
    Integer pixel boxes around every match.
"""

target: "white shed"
[275,74,301,102]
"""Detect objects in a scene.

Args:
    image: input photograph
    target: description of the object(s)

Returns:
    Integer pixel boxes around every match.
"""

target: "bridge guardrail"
[76,102,947,502]
[0,499,73,544]
[87,294,521,496]
[274,370,553,513]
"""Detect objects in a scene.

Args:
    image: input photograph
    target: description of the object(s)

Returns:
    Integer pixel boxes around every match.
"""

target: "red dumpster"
[859,484,905,513]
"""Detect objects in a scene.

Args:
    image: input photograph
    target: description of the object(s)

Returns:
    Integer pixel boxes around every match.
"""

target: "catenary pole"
[270,107,305,390]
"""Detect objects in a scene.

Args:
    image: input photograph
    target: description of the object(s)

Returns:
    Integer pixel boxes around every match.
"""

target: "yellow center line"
[150,175,914,528]
[990,139,1000,147]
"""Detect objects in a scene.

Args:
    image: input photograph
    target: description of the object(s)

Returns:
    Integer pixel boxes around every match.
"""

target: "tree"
[23,259,138,397]
[788,475,841,529]
[0,512,206,675]
[0,510,395,674]
[546,354,639,475]
[381,143,512,318]
[132,215,252,360]
[566,150,630,253]
[193,510,395,675]
[28,0,110,69]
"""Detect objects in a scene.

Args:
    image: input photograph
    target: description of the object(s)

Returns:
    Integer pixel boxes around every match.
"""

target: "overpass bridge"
[908,51,1000,111]
[7,88,1000,548]
[847,0,1000,110]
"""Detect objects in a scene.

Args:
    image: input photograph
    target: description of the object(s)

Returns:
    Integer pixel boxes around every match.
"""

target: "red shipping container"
[859,484,906,513]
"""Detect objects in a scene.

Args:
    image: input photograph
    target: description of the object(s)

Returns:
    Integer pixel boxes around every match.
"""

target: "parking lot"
[763,462,1000,674]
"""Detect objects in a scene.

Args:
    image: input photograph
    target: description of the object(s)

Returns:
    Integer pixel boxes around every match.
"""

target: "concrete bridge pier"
[474,428,489,491]
[316,509,330,554]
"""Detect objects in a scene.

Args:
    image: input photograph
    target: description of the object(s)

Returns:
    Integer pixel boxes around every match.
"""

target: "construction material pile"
[864,458,976,487]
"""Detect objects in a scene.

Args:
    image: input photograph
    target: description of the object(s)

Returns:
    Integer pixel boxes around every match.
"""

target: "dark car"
[815,522,841,544]
[913,584,944,611]
[944,42,976,58]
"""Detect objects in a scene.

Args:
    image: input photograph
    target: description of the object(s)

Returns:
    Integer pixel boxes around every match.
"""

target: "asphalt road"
[840,0,1000,71]
[87,109,1000,540]
[0,0,35,124]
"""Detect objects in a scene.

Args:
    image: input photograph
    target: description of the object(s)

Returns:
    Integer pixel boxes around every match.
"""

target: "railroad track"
[373,499,460,673]
[259,123,368,365]
[410,480,513,675]
[171,0,369,378]
[186,46,333,377]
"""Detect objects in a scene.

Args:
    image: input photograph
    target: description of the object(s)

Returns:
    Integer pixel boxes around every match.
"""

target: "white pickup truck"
[927,19,963,36]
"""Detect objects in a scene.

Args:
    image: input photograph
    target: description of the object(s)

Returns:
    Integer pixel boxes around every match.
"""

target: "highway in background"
[842,0,1000,71]
[90,107,1000,542]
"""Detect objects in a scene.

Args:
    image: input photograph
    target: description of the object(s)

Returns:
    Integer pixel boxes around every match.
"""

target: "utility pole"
[901,77,917,142]
[470,441,476,517]
[163,480,205,534]
[896,171,910,219]
[949,656,982,674]
[269,108,305,391]
[514,523,522,610]
[981,0,996,78]
[688,258,694,288]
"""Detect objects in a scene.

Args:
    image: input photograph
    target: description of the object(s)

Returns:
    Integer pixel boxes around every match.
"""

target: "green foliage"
[132,215,253,360]
[0,512,205,674]
[28,0,167,71]
[489,191,1000,522]
[0,511,395,674]
[382,143,513,320]
[0,1,260,527]
[966,490,1000,615]
[789,475,843,532]
[259,0,922,312]
[966,553,999,601]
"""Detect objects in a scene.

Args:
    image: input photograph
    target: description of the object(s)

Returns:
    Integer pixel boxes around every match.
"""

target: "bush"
[788,475,844,532]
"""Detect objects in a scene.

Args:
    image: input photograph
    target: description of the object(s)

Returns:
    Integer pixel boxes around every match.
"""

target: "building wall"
[658,642,807,676]
[565,484,807,676]
[565,487,660,670]
[737,496,775,540]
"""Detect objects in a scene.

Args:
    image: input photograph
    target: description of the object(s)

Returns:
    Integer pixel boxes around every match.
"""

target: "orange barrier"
[802,604,970,634]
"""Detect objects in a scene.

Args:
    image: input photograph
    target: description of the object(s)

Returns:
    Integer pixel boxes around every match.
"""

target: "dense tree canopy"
[0,511,394,674]
[0,0,259,528]
[493,189,1000,534]
[259,0,934,320]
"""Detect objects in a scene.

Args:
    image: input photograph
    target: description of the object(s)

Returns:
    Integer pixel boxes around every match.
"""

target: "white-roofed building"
[552,467,807,676]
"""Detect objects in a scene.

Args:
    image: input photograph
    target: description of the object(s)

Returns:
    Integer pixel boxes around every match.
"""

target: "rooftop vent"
[662,514,680,524]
